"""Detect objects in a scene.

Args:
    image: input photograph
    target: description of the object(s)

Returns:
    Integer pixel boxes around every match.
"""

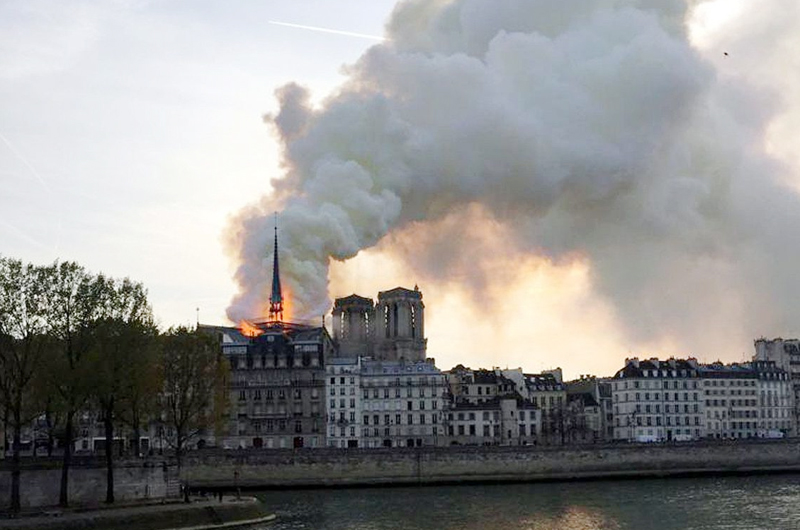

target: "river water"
[250,473,800,530]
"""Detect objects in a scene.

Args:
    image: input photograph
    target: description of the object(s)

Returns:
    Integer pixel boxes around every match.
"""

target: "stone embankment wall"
[183,440,800,488]
[0,456,178,509]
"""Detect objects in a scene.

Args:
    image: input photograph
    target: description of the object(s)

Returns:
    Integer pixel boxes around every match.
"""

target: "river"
[249,473,800,529]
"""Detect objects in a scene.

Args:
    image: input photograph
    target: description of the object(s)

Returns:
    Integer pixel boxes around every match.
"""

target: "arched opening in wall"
[384,306,390,338]
[393,303,399,338]
[411,305,416,339]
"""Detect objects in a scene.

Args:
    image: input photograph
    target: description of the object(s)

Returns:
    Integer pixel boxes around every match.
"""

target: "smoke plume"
[226,0,800,351]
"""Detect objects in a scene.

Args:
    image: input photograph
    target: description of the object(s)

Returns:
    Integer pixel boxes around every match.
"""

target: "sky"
[2,0,799,379]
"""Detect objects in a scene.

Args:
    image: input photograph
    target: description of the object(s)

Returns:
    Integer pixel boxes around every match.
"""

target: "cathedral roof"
[378,286,423,300]
[334,294,374,307]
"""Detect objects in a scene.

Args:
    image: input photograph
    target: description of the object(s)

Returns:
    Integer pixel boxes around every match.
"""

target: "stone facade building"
[612,358,703,442]
[612,358,794,442]
[565,376,613,443]
[754,338,800,428]
[326,357,448,448]
[325,357,363,448]
[208,322,334,450]
[445,367,539,445]
[499,369,566,444]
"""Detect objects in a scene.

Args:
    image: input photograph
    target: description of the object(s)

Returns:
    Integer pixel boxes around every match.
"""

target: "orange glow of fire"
[238,320,263,337]
[281,286,293,322]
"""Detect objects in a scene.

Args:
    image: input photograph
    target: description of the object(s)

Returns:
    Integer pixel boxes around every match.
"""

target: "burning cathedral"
[203,220,440,450]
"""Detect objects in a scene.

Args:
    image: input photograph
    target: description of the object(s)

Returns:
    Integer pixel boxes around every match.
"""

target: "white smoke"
[226,0,800,349]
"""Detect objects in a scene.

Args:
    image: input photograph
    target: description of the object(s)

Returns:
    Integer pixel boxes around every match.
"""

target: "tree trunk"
[10,416,21,515]
[176,434,189,503]
[104,410,115,504]
[59,414,73,508]
[132,412,141,457]
[45,407,54,457]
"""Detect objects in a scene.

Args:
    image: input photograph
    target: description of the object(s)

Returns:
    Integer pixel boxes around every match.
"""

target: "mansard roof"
[523,373,565,390]
[613,358,700,379]
[450,394,536,410]
[614,357,788,380]
[568,392,600,408]
[197,324,249,344]
[700,360,788,379]
[292,326,330,342]
[472,370,499,384]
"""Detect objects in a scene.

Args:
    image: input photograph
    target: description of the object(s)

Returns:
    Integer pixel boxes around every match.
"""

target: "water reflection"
[253,474,800,530]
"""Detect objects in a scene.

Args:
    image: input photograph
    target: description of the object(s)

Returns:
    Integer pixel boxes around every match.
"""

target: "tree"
[159,327,227,470]
[0,257,50,514]
[117,325,161,459]
[43,262,109,507]
[88,277,155,504]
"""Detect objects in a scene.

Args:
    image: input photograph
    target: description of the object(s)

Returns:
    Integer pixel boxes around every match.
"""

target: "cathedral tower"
[374,286,426,362]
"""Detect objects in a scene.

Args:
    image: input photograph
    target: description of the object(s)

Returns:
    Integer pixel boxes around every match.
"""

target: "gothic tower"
[331,294,375,357]
[374,286,426,362]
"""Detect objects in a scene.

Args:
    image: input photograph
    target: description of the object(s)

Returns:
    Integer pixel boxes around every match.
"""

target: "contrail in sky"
[0,132,51,192]
[268,20,386,41]
[0,219,48,250]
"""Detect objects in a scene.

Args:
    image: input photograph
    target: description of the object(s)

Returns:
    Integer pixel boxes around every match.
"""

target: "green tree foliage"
[159,327,228,469]
[117,323,162,459]
[87,277,155,504]
[42,262,121,507]
[0,257,51,514]
[0,256,230,509]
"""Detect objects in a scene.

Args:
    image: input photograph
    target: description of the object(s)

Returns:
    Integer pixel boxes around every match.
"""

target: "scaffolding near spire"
[269,212,284,321]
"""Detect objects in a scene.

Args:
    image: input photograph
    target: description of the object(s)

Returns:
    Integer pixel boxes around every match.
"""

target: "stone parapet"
[181,440,800,488]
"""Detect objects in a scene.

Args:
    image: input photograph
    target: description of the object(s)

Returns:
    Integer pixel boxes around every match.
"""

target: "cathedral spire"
[269,212,284,321]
